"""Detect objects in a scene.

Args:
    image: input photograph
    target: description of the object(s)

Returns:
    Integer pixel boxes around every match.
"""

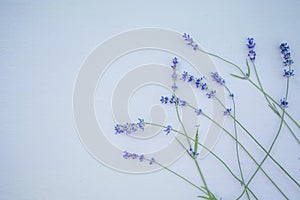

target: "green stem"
[224,86,250,200]
[146,122,240,182]
[173,97,216,199]
[201,112,289,199]
[175,137,214,199]
[237,111,287,199]
[252,62,299,145]
[153,159,208,194]
[211,96,298,188]
[145,122,257,199]
[194,159,211,197]
[174,93,191,147]
[231,110,299,188]
[238,68,291,199]
[252,62,273,107]
[198,48,245,76]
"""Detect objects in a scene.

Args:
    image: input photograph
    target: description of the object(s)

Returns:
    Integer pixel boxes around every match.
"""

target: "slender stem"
[146,122,240,182]
[153,159,208,194]
[201,112,289,199]
[252,62,273,107]
[209,95,298,188]
[194,159,211,197]
[237,111,287,199]
[144,122,256,198]
[231,111,299,188]
[237,68,291,199]
[223,86,250,200]
[198,48,245,76]
[175,137,213,199]
[173,96,216,199]
[174,93,191,148]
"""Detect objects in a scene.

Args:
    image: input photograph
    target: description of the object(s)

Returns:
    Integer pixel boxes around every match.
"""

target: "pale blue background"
[1,0,299,199]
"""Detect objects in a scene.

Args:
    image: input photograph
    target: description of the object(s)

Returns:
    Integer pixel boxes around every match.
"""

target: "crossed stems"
[197,48,300,132]
[191,47,299,199]
[195,46,299,190]
[146,121,258,199]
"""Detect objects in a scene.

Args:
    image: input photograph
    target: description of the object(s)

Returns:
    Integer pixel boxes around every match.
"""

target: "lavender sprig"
[183,33,199,50]
[280,42,295,78]
[115,118,145,134]
[247,38,256,62]
[171,57,179,90]
[180,71,207,90]
[211,72,226,85]
[123,151,154,164]
[160,95,187,106]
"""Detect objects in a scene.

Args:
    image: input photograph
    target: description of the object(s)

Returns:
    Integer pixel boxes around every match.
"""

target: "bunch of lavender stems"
[157,54,296,198]
[182,34,299,198]
[183,33,299,135]
[115,36,299,199]
[169,63,284,198]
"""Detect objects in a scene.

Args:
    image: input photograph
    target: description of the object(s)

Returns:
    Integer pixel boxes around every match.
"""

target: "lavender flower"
[247,38,256,62]
[189,147,199,157]
[123,151,132,159]
[149,157,155,165]
[172,57,178,65]
[123,151,150,163]
[280,42,295,78]
[280,43,290,54]
[132,153,139,159]
[171,84,178,91]
[206,90,216,98]
[183,33,199,51]
[224,108,232,115]
[195,108,202,116]
[211,72,226,85]
[115,118,145,134]
[180,71,207,90]
[181,71,189,81]
[247,38,256,49]
[160,95,187,107]
[171,57,179,91]
[283,69,295,77]
[280,43,294,67]
[139,154,144,162]
[280,98,288,108]
[137,118,145,130]
[164,125,172,135]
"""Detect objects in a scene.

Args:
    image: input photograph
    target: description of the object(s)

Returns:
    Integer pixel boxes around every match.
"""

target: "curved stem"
[198,48,245,76]
[224,86,250,200]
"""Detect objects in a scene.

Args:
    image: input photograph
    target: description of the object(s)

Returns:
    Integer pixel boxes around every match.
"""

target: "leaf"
[246,59,251,77]
[230,73,245,80]
[197,196,209,199]
[193,128,199,159]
